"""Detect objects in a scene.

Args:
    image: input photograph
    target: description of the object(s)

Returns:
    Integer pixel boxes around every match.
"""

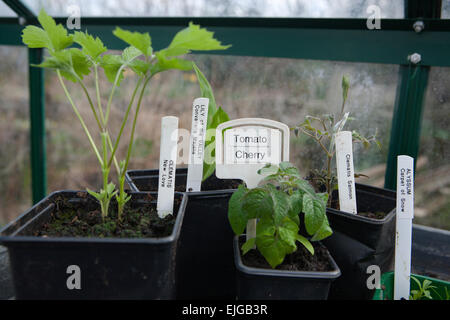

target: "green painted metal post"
[384,0,440,190]
[384,65,429,189]
[28,48,47,203]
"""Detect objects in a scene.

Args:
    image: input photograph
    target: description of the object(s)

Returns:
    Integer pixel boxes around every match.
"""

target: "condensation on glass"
[0,46,30,225]
[415,67,450,230]
[0,2,17,16]
[21,0,404,18]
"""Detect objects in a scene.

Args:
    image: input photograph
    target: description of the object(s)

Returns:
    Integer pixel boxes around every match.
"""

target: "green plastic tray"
[373,271,450,300]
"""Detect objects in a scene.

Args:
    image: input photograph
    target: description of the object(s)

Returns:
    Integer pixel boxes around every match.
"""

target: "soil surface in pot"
[239,238,333,272]
[27,193,179,238]
[306,171,388,220]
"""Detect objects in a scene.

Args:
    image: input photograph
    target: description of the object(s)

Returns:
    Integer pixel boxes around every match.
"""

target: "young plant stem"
[107,76,143,168]
[104,65,126,126]
[100,132,111,218]
[93,64,106,126]
[76,75,103,132]
[106,76,144,219]
[56,71,103,165]
[122,75,152,179]
[326,152,333,207]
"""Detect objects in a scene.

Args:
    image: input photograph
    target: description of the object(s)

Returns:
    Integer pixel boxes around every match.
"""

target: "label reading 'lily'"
[186,98,209,192]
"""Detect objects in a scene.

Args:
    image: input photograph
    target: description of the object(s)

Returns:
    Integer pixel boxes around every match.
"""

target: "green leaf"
[279,162,295,171]
[113,27,152,56]
[202,106,230,181]
[73,31,107,61]
[23,9,73,52]
[22,25,52,49]
[122,46,143,62]
[160,22,231,57]
[227,185,248,235]
[293,178,317,196]
[86,188,101,200]
[317,193,329,206]
[152,52,193,74]
[101,54,124,84]
[342,75,350,104]
[69,48,92,79]
[287,189,303,224]
[100,46,144,85]
[258,163,279,176]
[241,188,273,220]
[266,185,290,225]
[310,216,333,241]
[278,217,299,251]
[256,217,276,237]
[296,234,314,255]
[255,234,288,269]
[303,193,326,236]
[241,238,256,255]
[193,63,217,119]
[34,49,91,82]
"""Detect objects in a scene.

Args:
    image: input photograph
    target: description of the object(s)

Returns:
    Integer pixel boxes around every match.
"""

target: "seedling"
[292,76,379,207]
[22,9,230,219]
[410,276,437,300]
[228,162,332,268]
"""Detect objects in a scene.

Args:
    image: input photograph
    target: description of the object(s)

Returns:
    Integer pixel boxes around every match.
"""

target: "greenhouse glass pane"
[0,46,31,226]
[442,0,450,18]
[0,2,17,17]
[22,0,403,18]
[43,54,398,196]
[415,67,450,231]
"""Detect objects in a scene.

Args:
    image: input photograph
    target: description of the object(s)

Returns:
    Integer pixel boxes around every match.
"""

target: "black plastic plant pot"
[126,168,241,299]
[0,190,187,300]
[233,235,341,300]
[322,183,396,300]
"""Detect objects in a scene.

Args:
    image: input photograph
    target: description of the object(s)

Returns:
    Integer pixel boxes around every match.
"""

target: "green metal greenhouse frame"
[0,0,448,204]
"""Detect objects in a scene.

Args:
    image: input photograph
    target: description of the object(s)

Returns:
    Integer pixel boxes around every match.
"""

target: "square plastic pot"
[323,183,396,300]
[373,272,450,300]
[126,168,240,299]
[0,190,187,300]
[233,235,341,300]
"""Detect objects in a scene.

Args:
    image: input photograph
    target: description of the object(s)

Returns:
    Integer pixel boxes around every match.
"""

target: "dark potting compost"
[239,237,333,272]
[0,191,187,300]
[31,193,179,239]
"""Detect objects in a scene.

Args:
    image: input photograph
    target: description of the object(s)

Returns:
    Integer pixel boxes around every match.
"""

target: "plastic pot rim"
[233,235,341,279]
[327,207,396,225]
[0,190,187,246]
[125,168,240,195]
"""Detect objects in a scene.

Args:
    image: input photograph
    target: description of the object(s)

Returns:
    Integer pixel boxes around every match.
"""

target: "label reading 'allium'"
[224,126,281,165]
[186,98,209,192]
[335,131,357,214]
[157,116,178,218]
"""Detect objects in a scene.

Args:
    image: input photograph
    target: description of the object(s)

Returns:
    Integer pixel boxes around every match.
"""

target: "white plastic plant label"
[216,118,290,241]
[186,98,209,192]
[394,155,414,300]
[335,131,357,214]
[157,116,179,218]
